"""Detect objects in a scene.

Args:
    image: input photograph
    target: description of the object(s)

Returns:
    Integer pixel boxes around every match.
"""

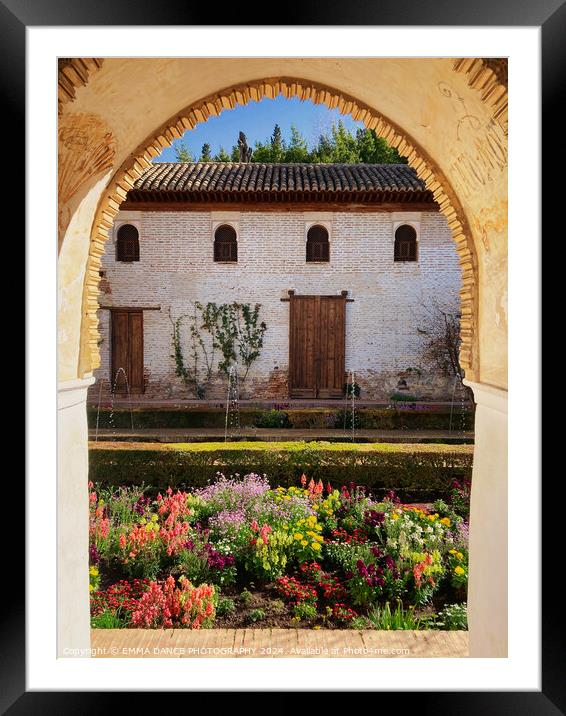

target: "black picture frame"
[12,0,556,708]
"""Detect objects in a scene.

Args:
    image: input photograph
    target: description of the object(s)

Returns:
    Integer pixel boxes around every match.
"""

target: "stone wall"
[90,207,461,402]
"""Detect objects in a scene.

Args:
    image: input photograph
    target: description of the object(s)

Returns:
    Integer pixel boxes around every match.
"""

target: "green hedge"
[88,406,474,431]
[89,441,473,502]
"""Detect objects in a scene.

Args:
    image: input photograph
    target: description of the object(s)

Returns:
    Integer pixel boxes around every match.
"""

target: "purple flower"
[133,496,150,515]
[365,511,386,528]
[208,508,247,536]
[89,543,99,565]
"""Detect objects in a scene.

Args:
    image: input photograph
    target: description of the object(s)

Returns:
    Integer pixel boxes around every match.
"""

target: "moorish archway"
[57,57,508,659]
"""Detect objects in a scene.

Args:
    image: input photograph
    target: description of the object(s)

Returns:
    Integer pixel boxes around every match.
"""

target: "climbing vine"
[169,301,267,397]
[235,302,268,383]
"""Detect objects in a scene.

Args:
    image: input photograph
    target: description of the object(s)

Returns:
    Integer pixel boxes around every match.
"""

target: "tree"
[214,146,231,162]
[356,128,406,164]
[330,121,359,162]
[199,143,212,161]
[417,301,473,400]
[284,125,309,162]
[174,122,406,165]
[174,141,194,162]
[270,124,284,162]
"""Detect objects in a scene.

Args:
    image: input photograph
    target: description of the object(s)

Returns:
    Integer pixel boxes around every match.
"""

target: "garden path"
[91,629,468,658]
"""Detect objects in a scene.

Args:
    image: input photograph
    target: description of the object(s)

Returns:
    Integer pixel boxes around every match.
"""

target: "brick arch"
[79,76,483,379]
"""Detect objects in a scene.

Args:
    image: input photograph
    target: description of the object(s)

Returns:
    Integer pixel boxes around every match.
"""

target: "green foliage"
[88,405,474,432]
[244,528,293,582]
[216,596,236,616]
[174,141,194,162]
[91,610,124,629]
[168,301,267,395]
[253,409,291,429]
[366,601,422,630]
[435,603,468,630]
[389,393,419,402]
[235,303,268,381]
[200,143,212,161]
[250,120,406,164]
[174,548,210,585]
[248,608,266,623]
[169,304,209,398]
[214,146,231,162]
[292,602,318,621]
[89,441,473,501]
[239,588,253,605]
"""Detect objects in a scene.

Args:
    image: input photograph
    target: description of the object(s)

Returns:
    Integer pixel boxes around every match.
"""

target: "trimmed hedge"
[88,406,474,431]
[89,441,473,502]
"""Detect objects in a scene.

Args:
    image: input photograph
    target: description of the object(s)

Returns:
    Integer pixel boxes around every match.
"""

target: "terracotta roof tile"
[128,162,434,205]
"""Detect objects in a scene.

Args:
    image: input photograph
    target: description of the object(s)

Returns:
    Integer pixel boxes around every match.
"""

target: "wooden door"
[288,294,346,399]
[317,296,346,398]
[111,310,144,393]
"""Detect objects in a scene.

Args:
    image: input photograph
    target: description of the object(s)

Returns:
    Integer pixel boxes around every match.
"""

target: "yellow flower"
[301,540,308,547]
[89,566,99,577]
[294,533,303,541]
[312,542,321,551]
[440,517,451,526]
[448,549,457,555]
[285,495,291,501]
[151,514,158,522]
[454,566,465,575]
[312,504,318,510]
[456,552,464,560]
[391,513,399,521]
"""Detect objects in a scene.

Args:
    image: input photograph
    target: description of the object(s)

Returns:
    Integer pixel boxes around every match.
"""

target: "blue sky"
[156,96,364,162]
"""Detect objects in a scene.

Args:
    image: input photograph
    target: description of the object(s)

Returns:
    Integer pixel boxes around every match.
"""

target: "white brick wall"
[93,208,461,400]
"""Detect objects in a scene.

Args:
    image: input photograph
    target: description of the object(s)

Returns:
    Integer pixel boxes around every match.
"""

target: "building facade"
[91,162,462,402]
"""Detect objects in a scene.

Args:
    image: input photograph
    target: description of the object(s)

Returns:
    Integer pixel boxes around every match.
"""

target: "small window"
[306,225,329,263]
[394,224,417,262]
[116,224,140,262]
[214,224,238,262]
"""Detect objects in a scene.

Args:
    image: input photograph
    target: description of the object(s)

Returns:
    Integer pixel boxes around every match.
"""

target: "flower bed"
[89,475,470,630]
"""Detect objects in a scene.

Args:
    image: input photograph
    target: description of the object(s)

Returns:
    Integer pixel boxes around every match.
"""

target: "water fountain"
[95,367,134,441]
[343,369,357,442]
[448,374,468,439]
[224,364,241,442]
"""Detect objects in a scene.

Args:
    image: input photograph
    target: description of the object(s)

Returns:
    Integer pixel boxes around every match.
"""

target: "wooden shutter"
[394,224,417,261]
[306,225,330,262]
[214,225,238,262]
[116,224,140,262]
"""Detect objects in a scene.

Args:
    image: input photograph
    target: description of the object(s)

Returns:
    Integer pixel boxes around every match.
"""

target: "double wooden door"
[288,294,346,398]
[111,309,144,393]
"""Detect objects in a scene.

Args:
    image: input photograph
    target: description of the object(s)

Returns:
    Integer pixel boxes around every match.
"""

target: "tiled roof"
[135,162,426,193]
[127,163,434,205]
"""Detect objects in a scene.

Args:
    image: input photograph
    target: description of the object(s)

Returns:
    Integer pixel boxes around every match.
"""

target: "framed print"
[11,0,556,706]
